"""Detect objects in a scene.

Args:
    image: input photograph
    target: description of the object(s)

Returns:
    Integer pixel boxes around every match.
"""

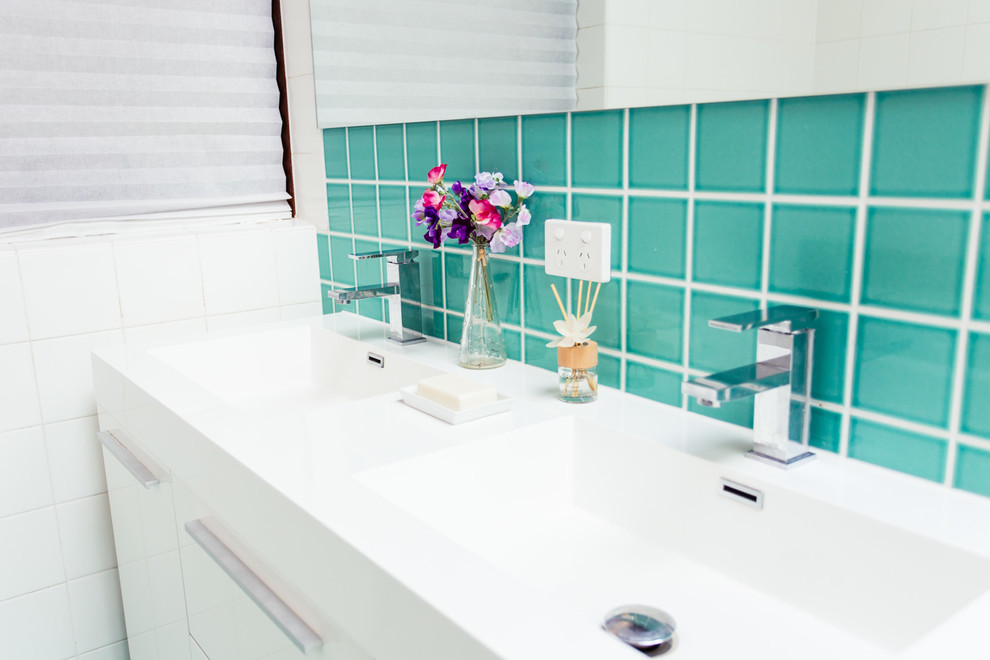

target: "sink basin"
[358,416,990,657]
[150,324,441,411]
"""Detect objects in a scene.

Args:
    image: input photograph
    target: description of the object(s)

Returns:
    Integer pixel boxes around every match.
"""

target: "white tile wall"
[0,221,321,658]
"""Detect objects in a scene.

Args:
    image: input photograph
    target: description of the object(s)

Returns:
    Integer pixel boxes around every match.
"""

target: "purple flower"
[513,180,535,198]
[490,222,523,253]
[474,172,497,190]
[488,189,511,208]
[448,217,472,243]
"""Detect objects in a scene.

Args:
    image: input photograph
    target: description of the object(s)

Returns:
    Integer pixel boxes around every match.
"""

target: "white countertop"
[92,312,990,660]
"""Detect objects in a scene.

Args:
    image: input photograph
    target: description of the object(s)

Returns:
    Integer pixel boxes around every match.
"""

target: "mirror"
[310,0,990,126]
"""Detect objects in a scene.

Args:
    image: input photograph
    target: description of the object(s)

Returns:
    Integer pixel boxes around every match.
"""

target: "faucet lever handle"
[709,305,818,334]
[349,248,419,264]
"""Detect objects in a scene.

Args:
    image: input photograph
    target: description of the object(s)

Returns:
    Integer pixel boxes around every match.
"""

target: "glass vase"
[458,242,506,369]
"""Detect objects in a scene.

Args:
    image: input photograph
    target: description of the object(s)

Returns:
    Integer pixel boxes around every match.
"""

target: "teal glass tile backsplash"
[318,82,990,495]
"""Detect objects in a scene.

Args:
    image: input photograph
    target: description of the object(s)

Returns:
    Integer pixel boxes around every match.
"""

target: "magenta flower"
[428,164,447,184]
[421,190,444,209]
[469,199,502,228]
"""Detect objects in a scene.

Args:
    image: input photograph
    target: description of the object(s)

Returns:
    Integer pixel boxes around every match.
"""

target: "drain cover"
[602,605,676,650]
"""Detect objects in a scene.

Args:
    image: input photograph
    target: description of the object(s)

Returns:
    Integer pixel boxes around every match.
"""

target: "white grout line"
[839,91,876,458]
[620,107,630,391]
[945,85,990,485]
[761,98,777,309]
[681,103,698,410]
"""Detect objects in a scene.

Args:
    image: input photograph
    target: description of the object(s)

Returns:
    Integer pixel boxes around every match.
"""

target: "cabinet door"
[99,429,190,660]
[175,482,374,660]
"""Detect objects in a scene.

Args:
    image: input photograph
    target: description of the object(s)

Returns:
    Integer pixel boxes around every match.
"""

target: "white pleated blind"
[0,0,290,231]
[310,0,578,128]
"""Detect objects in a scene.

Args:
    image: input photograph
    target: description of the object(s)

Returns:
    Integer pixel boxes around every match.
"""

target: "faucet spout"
[682,355,791,407]
[326,283,399,304]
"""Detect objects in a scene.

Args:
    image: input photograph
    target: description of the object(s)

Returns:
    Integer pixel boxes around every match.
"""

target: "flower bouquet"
[412,164,535,368]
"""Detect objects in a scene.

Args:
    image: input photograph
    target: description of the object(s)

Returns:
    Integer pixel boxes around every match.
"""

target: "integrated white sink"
[149,324,442,411]
[359,416,990,657]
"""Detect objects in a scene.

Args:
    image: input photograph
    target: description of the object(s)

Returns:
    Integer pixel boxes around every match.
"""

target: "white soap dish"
[399,386,512,424]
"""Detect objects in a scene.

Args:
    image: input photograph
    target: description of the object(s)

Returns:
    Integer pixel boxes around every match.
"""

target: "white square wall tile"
[816,0,862,42]
[68,569,127,654]
[907,27,965,85]
[857,33,908,89]
[280,0,315,78]
[18,241,121,340]
[0,427,53,518]
[962,23,990,80]
[57,493,118,580]
[0,585,76,660]
[603,25,652,87]
[32,329,124,424]
[911,0,969,29]
[199,228,281,315]
[114,234,205,327]
[576,25,606,89]
[0,252,29,345]
[860,0,912,36]
[280,301,323,320]
[0,507,65,602]
[647,30,686,88]
[80,640,130,660]
[123,317,208,344]
[206,307,282,332]
[0,342,42,433]
[814,41,861,93]
[969,0,990,23]
[45,415,107,503]
[287,74,323,156]
[577,0,605,27]
[291,152,331,229]
[275,226,321,306]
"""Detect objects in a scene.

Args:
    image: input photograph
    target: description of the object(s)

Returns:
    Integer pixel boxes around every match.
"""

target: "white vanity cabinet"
[98,425,190,660]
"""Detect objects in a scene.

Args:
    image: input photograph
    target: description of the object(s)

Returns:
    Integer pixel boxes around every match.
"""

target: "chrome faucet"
[327,249,426,345]
[682,305,819,469]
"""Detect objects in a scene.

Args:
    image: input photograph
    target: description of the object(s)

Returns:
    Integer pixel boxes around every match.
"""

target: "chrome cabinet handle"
[97,430,160,489]
[184,519,322,654]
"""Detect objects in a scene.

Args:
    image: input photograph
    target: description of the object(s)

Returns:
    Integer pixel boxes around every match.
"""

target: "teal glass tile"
[861,207,968,316]
[439,119,475,184]
[394,302,423,336]
[521,113,567,186]
[316,234,331,284]
[572,110,623,188]
[974,214,990,321]
[323,128,348,179]
[769,204,855,302]
[626,281,684,363]
[446,313,463,344]
[871,86,983,198]
[961,331,990,438]
[629,105,690,190]
[689,396,754,428]
[406,122,438,183]
[598,353,621,389]
[774,94,864,196]
[320,283,334,314]
[421,307,445,340]
[848,418,946,483]
[350,184,378,237]
[347,126,375,180]
[954,443,990,498]
[503,328,522,362]
[490,256,521,326]
[812,310,849,405]
[627,198,687,279]
[353,238,382,287]
[356,298,384,322]
[378,186,408,242]
[523,265,567,335]
[689,291,759,372]
[479,116,518,182]
[524,333,557,372]
[406,248,443,308]
[575,278,620,351]
[693,201,764,290]
[853,316,957,428]
[408,187,428,245]
[809,408,842,453]
[328,235,354,286]
[443,250,471,311]
[375,124,405,181]
[522,192,567,260]
[696,99,768,192]
[572,194,623,270]
[326,184,351,233]
[626,361,683,406]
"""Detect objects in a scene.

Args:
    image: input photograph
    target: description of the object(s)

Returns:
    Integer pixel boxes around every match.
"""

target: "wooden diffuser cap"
[557,340,598,370]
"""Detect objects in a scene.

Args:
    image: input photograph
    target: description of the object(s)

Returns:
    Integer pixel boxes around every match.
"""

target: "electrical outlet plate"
[544,219,611,282]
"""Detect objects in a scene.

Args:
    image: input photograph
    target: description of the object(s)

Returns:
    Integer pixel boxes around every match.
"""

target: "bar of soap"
[416,374,498,411]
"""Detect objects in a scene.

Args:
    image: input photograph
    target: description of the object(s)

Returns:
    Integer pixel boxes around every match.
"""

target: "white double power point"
[544,219,611,282]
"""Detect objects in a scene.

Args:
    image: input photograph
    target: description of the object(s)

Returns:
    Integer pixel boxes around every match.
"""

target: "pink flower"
[517,205,531,226]
[488,189,512,208]
[421,190,444,209]
[513,180,535,198]
[428,164,447,185]
[469,199,502,228]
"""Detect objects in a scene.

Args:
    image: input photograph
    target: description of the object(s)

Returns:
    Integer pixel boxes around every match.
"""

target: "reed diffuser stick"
[577,280,584,318]
[549,283,567,320]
